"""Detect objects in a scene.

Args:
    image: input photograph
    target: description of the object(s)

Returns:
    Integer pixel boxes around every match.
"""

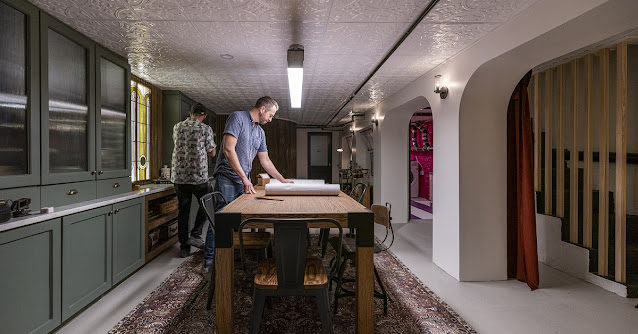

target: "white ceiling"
[28,0,539,126]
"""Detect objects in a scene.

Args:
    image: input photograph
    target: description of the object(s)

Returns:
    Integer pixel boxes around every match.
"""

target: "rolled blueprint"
[265,183,340,196]
[269,179,325,184]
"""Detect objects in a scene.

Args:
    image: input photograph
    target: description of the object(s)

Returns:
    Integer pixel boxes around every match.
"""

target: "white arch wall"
[374,0,638,281]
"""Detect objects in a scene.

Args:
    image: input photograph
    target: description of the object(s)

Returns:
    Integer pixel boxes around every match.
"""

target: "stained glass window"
[130,80,151,181]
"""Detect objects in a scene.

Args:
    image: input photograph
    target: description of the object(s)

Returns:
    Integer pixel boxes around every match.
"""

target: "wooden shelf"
[147,211,178,231]
[146,235,178,263]
[145,188,179,263]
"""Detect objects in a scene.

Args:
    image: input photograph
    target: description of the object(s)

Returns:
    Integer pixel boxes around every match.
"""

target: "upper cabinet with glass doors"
[96,46,131,180]
[40,14,95,185]
[0,0,40,189]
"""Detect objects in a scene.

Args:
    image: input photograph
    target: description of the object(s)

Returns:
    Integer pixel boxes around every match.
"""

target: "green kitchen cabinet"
[0,0,40,189]
[95,45,131,181]
[61,206,112,321]
[40,14,96,185]
[0,218,61,334]
[112,197,145,285]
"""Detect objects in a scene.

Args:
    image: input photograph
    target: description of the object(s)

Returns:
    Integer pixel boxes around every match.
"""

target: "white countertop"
[0,184,173,233]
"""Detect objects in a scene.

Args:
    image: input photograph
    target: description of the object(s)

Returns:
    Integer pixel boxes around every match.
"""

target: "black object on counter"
[0,201,11,224]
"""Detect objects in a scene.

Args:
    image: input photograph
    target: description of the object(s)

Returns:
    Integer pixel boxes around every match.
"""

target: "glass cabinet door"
[96,46,131,180]
[41,15,95,184]
[0,0,39,189]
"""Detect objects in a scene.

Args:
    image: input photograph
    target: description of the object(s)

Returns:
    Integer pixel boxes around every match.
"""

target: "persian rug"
[110,237,475,334]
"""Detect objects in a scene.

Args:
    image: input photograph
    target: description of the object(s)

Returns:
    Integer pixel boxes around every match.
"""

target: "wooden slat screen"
[615,42,628,283]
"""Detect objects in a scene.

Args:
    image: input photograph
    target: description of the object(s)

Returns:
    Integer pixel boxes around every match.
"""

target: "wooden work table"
[214,187,375,333]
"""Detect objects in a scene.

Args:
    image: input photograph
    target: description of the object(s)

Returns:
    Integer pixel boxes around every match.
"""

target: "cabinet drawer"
[97,177,131,198]
[41,181,96,208]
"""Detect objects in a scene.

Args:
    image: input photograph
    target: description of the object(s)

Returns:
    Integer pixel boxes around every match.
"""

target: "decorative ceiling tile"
[128,0,186,20]
[392,22,499,57]
[328,0,384,22]
[374,0,431,23]
[25,0,543,125]
[320,23,367,55]
[425,0,538,23]
[191,21,248,54]
[173,0,235,21]
[229,0,333,22]
[74,0,138,20]
[356,22,407,55]
[28,0,94,19]
[240,21,327,57]
[374,55,437,76]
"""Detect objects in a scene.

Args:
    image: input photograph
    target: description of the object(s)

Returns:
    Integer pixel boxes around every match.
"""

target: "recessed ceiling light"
[220,54,234,60]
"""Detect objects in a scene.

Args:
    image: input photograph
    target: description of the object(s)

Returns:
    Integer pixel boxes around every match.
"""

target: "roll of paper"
[265,183,340,196]
[269,179,325,184]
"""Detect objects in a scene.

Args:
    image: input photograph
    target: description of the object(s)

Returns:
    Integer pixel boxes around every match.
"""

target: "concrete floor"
[56,219,638,334]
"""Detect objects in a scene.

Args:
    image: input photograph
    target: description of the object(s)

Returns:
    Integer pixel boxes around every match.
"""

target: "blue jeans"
[203,174,245,266]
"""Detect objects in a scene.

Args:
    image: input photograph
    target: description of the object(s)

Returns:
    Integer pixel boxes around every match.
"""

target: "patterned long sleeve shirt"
[171,117,216,184]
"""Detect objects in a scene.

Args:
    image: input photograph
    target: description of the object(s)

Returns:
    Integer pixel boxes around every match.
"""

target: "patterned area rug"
[110,237,475,333]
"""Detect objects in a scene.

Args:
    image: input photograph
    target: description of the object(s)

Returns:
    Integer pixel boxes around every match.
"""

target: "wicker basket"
[159,197,178,215]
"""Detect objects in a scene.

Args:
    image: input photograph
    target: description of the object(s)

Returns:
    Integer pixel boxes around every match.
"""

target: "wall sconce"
[350,125,355,133]
[336,148,344,152]
[434,75,448,99]
[371,114,379,126]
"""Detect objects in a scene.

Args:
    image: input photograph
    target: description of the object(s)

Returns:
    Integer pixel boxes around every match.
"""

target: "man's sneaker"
[179,248,190,258]
[201,264,211,281]
[187,237,205,249]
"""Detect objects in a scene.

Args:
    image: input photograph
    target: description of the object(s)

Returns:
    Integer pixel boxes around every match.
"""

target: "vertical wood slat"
[583,55,594,248]
[570,60,579,243]
[544,70,553,215]
[598,48,610,276]
[534,74,541,192]
[615,42,628,283]
[556,65,565,217]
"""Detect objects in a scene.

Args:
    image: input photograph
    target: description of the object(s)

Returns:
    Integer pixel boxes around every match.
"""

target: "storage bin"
[148,230,159,251]
[159,197,178,215]
[159,220,178,240]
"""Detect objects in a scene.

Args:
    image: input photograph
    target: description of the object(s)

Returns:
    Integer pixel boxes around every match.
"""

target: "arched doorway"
[408,108,433,221]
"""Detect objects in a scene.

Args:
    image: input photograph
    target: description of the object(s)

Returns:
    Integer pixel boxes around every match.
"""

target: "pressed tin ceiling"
[27,0,539,126]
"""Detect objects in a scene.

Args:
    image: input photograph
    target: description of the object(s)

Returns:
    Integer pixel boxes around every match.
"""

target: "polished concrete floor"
[57,219,638,334]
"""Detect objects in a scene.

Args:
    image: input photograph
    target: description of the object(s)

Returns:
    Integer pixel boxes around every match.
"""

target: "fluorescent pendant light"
[287,68,303,108]
[287,44,304,109]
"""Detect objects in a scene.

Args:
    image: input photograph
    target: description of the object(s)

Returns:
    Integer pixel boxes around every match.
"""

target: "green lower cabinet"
[0,219,61,334]
[61,206,112,321]
[112,198,144,284]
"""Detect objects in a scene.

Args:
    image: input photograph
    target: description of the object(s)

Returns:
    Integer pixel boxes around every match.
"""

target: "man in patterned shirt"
[171,103,216,258]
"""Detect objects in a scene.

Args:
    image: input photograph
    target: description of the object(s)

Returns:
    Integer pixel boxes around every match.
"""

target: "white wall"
[373,0,638,281]
[296,128,340,183]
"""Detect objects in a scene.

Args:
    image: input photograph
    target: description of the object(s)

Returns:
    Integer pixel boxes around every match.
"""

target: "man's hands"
[242,177,256,194]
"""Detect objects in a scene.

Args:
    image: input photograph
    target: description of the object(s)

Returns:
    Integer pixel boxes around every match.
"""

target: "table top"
[220,188,368,225]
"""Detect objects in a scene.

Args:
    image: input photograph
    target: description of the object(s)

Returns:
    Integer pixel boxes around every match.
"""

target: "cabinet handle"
[67,189,78,195]
[91,170,97,175]
[98,170,104,175]
[113,183,120,188]
[108,211,113,216]
[114,209,120,214]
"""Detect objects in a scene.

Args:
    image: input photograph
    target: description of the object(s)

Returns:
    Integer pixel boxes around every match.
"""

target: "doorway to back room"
[409,109,433,220]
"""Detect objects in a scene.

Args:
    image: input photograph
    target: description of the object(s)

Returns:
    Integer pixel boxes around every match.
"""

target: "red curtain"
[507,70,539,290]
